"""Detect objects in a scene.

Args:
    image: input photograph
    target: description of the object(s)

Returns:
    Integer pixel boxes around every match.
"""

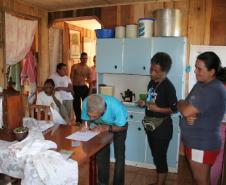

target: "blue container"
[95,29,115,38]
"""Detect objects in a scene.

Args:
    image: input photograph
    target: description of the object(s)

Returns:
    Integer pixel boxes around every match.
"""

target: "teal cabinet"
[167,116,180,170]
[168,75,185,100]
[97,37,186,172]
[96,38,153,75]
[125,121,146,164]
[96,39,124,73]
[152,37,186,76]
[123,39,152,75]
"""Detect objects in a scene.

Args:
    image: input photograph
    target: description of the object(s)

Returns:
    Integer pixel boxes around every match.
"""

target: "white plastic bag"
[50,107,66,125]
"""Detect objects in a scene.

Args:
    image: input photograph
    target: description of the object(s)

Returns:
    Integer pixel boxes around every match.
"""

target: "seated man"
[36,79,69,124]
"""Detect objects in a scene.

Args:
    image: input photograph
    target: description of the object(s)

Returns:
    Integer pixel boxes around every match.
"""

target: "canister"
[115,26,125,38]
[138,18,155,38]
[153,8,182,36]
[126,24,137,38]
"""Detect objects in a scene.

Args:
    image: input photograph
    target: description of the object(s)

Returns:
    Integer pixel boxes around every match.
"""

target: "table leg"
[89,155,97,185]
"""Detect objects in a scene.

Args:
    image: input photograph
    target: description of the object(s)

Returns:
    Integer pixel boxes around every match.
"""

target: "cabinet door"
[96,39,124,73]
[168,75,185,100]
[125,121,146,163]
[145,115,180,172]
[124,38,152,75]
[152,37,186,76]
[167,115,180,172]
[109,121,145,164]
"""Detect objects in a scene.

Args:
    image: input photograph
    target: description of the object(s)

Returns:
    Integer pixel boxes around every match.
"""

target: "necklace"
[153,78,165,92]
[147,78,165,103]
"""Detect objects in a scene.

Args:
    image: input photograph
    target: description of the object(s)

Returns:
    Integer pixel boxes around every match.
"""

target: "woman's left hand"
[147,103,159,112]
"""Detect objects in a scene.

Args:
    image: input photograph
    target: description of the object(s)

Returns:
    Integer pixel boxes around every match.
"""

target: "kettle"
[120,89,136,102]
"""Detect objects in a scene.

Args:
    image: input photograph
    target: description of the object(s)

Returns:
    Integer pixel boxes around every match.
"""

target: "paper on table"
[66,130,99,141]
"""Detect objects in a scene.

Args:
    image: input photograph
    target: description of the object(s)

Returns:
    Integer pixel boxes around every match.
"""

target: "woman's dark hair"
[151,52,172,73]
[216,67,226,83]
[197,51,226,82]
[56,63,66,71]
[44,79,55,87]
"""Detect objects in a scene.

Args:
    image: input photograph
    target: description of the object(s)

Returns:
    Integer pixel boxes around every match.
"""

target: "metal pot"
[153,8,182,37]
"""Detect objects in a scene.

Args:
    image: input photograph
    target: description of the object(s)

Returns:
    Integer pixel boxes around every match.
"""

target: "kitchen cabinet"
[96,39,124,73]
[125,120,146,164]
[126,109,146,165]
[97,37,186,172]
[96,37,186,76]
[123,39,152,75]
[96,38,152,75]
[110,107,146,166]
[152,37,186,76]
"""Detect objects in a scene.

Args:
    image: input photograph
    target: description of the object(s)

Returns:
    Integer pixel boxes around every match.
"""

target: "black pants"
[146,130,171,173]
[73,85,89,122]
[96,129,127,185]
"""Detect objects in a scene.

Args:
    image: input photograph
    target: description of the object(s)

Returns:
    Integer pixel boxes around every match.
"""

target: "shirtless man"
[90,55,97,93]
[70,52,92,123]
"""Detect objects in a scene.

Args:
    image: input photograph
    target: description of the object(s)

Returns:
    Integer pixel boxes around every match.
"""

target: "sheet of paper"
[66,130,99,141]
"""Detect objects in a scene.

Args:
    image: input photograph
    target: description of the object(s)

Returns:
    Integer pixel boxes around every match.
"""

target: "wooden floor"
[79,155,193,185]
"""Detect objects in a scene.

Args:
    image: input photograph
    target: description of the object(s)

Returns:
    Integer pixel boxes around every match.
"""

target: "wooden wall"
[0,0,49,87]
[99,0,213,45]
[98,0,224,46]
[210,0,226,45]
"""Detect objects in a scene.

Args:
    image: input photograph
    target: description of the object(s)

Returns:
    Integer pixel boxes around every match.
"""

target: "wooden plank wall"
[0,0,48,87]
[100,0,214,45]
[210,0,226,45]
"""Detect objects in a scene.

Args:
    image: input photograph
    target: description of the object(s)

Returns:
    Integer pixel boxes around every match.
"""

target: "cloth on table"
[23,117,55,132]
[0,129,78,185]
[22,150,78,185]
[8,130,57,158]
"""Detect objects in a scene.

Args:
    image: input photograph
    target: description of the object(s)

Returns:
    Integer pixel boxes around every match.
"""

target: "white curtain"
[5,13,38,65]
[49,27,63,74]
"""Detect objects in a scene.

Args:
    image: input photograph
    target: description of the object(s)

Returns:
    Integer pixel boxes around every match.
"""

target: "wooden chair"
[28,104,52,121]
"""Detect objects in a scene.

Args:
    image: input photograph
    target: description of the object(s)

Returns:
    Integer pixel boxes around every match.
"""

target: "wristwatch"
[108,125,113,132]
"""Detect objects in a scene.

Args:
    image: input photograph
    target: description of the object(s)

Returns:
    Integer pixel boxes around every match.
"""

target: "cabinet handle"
[143,66,146,70]
[114,65,117,69]
[130,115,133,119]
[138,127,141,131]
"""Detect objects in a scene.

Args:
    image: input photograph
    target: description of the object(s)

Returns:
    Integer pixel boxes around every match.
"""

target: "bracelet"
[108,125,113,132]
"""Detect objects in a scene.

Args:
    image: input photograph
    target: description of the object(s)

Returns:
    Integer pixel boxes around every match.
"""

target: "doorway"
[49,17,101,76]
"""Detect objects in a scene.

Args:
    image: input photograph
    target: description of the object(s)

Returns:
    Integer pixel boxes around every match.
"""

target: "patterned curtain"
[5,13,37,65]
